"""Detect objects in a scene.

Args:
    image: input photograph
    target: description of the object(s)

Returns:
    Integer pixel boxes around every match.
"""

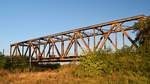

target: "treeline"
[0,53,60,71]
[0,54,29,71]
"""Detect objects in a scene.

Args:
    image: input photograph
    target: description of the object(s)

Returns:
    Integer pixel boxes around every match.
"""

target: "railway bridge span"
[10,15,147,64]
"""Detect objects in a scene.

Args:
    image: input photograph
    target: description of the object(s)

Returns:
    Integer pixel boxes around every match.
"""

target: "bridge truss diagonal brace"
[64,33,76,57]
[78,32,91,51]
[48,38,61,57]
[96,27,117,50]
[117,23,138,48]
[100,24,116,49]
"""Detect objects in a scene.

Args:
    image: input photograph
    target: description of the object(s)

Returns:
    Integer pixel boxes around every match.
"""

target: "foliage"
[73,49,112,77]
[74,46,150,83]
[0,55,6,69]
[0,55,30,71]
[133,16,150,46]
[0,51,3,56]
[5,56,29,71]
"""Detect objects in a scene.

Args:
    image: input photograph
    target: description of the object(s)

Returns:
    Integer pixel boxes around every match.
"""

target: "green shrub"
[4,56,30,71]
[74,49,114,77]
[0,55,6,69]
[74,47,150,80]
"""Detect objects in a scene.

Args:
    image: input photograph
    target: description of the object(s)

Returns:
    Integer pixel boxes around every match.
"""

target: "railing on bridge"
[10,15,147,64]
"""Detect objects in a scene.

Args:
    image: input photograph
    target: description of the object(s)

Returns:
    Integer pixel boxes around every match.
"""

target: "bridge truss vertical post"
[61,36,64,59]
[29,43,32,69]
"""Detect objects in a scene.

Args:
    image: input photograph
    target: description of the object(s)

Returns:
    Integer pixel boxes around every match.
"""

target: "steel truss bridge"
[10,15,147,64]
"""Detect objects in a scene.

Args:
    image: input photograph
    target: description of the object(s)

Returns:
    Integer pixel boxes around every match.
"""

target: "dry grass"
[0,65,149,84]
[0,66,101,84]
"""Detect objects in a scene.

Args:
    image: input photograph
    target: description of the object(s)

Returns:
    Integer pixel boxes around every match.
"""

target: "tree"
[0,51,6,69]
[133,16,150,46]
[0,51,2,56]
[133,17,150,78]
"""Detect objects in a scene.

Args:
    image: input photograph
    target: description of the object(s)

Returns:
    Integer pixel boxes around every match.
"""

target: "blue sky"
[0,0,150,54]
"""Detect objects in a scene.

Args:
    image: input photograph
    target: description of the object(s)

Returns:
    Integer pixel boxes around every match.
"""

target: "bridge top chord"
[11,15,146,46]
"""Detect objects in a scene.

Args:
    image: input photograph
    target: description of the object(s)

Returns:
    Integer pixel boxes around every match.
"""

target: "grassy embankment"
[0,46,150,84]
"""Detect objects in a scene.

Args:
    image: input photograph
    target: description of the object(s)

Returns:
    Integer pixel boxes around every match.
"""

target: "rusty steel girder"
[10,15,147,63]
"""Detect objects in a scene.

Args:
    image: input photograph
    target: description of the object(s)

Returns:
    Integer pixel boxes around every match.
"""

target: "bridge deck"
[32,56,80,63]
